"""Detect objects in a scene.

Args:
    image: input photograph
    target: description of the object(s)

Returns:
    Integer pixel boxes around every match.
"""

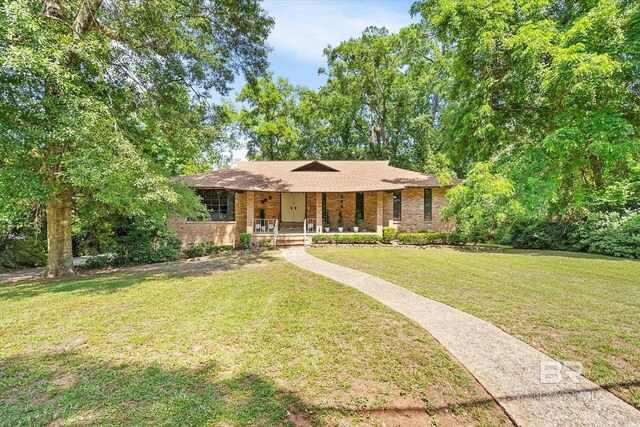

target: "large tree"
[412,0,640,216]
[0,0,273,276]
[236,73,303,160]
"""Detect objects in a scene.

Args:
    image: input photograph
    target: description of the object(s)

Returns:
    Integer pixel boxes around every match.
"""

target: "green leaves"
[0,0,273,267]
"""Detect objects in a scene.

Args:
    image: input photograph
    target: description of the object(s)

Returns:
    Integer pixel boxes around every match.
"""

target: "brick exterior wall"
[311,192,379,232]
[396,187,455,233]
[167,219,236,247]
[383,191,394,226]
[305,193,317,219]
[168,191,247,248]
[169,187,454,247]
[253,191,280,221]
[235,192,247,240]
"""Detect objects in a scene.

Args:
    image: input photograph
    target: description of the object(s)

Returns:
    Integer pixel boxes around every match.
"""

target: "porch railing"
[254,218,278,234]
[303,218,318,247]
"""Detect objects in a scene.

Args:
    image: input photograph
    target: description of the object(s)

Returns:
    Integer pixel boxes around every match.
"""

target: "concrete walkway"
[282,248,640,427]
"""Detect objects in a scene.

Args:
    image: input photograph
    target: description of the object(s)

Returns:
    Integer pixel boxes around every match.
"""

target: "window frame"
[424,188,433,221]
[392,190,402,221]
[321,192,327,216]
[355,192,365,221]
[190,188,235,222]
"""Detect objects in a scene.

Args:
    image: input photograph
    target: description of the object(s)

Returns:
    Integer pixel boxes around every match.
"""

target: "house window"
[322,192,327,215]
[424,188,433,221]
[193,189,234,221]
[393,190,402,221]
[355,192,364,221]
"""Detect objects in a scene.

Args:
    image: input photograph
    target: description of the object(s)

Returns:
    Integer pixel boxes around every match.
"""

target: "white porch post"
[315,192,322,233]
[246,191,255,233]
[376,191,383,236]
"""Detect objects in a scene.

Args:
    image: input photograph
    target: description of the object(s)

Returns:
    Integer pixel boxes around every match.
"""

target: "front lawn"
[0,252,509,426]
[309,247,640,409]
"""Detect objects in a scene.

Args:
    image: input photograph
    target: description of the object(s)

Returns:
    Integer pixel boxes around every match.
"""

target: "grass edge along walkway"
[282,247,640,427]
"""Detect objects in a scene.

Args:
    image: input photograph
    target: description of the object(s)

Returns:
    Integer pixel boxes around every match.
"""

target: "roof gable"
[290,161,339,172]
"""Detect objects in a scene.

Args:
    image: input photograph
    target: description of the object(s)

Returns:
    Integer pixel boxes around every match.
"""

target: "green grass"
[0,252,509,426]
[309,246,640,409]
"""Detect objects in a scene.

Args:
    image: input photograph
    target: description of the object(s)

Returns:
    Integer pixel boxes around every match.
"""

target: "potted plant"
[338,210,344,232]
[354,210,361,233]
[323,209,330,233]
[259,208,266,232]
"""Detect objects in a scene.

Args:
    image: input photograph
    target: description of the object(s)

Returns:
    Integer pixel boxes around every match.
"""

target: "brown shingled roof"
[176,160,460,192]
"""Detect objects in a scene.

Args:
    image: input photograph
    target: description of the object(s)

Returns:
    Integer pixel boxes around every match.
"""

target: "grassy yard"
[0,252,510,426]
[309,247,640,409]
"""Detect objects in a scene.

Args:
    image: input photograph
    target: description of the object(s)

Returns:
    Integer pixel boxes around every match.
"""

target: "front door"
[281,192,305,222]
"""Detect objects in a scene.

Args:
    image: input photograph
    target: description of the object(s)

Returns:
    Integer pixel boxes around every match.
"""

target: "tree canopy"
[2,0,639,270]
[0,0,273,275]
[231,0,639,254]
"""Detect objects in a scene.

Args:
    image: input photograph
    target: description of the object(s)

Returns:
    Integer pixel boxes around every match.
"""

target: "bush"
[239,233,252,249]
[502,218,579,251]
[504,210,640,258]
[183,242,233,258]
[397,232,467,246]
[312,234,381,244]
[581,212,640,258]
[81,254,113,270]
[80,218,181,269]
[382,227,395,243]
[0,232,47,271]
[255,236,273,248]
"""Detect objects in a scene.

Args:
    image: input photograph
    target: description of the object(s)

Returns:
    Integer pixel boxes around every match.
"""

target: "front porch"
[246,191,386,237]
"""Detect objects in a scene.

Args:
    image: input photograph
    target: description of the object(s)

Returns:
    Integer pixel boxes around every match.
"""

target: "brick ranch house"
[169,160,459,247]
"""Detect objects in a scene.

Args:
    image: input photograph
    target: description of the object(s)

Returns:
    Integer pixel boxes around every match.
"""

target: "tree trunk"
[45,187,75,277]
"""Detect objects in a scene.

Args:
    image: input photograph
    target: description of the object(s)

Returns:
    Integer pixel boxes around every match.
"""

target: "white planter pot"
[261,226,266,232]
[255,224,261,232]
[353,227,359,233]
[324,227,330,233]
[338,227,344,233]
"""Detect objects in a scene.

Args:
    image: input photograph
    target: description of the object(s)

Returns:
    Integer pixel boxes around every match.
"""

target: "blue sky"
[263,0,416,89]
[226,0,417,162]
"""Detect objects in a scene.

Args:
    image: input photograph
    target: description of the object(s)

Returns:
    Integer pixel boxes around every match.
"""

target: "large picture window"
[193,189,235,221]
[393,190,402,221]
[424,188,433,221]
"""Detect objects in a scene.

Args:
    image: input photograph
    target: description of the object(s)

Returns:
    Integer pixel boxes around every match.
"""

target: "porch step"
[275,233,307,247]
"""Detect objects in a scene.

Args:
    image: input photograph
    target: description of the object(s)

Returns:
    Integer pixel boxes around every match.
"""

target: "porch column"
[315,192,322,233]
[376,191,383,236]
[246,191,255,233]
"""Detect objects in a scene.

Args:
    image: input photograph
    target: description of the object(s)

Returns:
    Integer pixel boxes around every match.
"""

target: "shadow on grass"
[0,252,279,301]
[0,350,308,426]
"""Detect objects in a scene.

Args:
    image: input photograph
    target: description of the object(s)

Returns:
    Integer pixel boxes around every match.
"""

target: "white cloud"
[264,0,414,65]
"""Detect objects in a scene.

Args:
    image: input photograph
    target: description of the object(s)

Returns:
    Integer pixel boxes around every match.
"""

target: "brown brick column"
[246,191,255,233]
[315,192,322,232]
[376,191,383,236]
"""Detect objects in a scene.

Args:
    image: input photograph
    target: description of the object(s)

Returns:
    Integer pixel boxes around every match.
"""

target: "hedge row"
[183,242,233,258]
[312,234,381,244]
[397,232,467,246]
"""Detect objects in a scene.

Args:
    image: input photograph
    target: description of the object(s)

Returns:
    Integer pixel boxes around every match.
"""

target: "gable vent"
[291,161,339,172]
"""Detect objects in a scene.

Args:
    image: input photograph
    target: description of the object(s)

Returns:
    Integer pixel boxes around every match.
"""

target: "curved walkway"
[282,248,640,427]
